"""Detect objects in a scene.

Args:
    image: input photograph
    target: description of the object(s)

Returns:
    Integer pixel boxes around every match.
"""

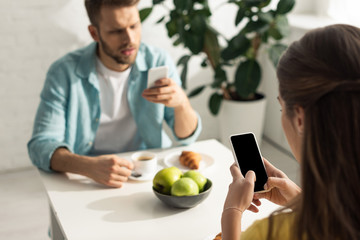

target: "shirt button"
[95,118,99,122]
[88,141,93,146]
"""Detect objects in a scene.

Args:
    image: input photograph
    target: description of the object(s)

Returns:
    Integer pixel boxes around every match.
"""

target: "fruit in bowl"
[153,166,183,195]
[171,177,199,196]
[152,167,212,208]
[183,170,207,192]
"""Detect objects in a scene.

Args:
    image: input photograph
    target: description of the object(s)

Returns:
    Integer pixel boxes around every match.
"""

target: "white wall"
[0,0,341,172]
[0,0,92,172]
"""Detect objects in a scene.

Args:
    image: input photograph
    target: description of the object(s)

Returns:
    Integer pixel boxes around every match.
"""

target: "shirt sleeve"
[27,64,73,172]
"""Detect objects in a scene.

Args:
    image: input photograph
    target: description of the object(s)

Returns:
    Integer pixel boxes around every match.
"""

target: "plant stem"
[252,33,262,59]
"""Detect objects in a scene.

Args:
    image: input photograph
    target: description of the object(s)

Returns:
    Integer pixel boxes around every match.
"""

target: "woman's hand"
[223,163,257,212]
[254,158,301,206]
[221,163,257,240]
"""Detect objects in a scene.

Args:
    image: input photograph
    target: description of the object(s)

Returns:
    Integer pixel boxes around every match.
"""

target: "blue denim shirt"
[27,42,202,172]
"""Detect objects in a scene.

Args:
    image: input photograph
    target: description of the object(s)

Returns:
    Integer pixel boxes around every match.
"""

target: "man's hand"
[142,78,187,108]
[142,77,198,139]
[51,148,134,188]
[86,154,134,188]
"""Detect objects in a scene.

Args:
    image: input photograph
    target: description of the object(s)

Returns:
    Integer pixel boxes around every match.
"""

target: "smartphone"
[147,66,168,89]
[229,132,268,193]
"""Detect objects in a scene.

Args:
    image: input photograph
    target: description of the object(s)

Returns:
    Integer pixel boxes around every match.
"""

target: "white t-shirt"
[90,58,141,154]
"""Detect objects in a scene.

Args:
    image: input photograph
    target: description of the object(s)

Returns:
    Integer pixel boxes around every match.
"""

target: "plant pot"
[218,94,267,149]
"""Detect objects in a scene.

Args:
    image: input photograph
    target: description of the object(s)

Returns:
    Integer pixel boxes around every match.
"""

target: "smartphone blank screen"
[230,133,268,192]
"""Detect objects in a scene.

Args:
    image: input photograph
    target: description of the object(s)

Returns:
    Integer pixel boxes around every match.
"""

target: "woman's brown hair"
[85,0,140,27]
[277,24,360,239]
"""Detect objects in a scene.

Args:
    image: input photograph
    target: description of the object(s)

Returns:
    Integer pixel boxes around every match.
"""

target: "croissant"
[213,233,222,240]
[179,151,202,169]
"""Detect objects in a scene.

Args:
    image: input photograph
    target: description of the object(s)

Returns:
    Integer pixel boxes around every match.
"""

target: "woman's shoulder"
[242,211,296,240]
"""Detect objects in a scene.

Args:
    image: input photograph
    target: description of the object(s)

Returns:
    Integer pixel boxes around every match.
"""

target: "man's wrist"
[50,148,92,176]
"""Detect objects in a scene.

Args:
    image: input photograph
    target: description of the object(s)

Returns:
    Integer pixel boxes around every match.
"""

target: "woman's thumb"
[245,170,256,183]
[265,177,285,190]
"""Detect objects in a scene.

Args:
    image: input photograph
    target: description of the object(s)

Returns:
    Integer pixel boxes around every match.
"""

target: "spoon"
[131,172,142,178]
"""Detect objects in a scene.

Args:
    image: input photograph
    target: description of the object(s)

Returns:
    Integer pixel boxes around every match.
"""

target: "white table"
[38,139,280,240]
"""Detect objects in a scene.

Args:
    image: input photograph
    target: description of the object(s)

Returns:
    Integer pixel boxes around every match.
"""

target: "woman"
[220,24,360,240]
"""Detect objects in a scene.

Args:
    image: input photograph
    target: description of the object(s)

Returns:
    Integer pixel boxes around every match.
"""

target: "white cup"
[131,151,157,177]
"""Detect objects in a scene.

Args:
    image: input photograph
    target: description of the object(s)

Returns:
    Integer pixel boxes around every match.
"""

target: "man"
[27,0,201,188]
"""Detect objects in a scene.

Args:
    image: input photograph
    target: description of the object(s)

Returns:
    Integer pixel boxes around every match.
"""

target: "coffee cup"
[131,151,157,177]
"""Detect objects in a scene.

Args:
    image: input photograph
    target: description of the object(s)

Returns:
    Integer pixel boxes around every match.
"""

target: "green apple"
[183,170,207,192]
[153,167,183,195]
[171,177,199,196]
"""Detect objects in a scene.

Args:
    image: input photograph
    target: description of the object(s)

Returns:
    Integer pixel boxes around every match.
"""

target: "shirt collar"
[134,43,148,72]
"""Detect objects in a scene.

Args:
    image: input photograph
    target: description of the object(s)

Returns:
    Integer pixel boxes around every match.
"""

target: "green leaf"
[268,26,282,40]
[258,11,273,23]
[174,0,193,11]
[180,64,188,89]
[190,14,207,34]
[268,43,287,67]
[139,8,152,22]
[177,55,191,89]
[214,65,227,81]
[203,27,221,68]
[188,85,206,97]
[244,20,269,34]
[261,31,269,42]
[209,92,223,115]
[243,0,266,7]
[197,8,212,18]
[166,20,177,38]
[221,34,250,61]
[258,0,271,8]
[212,65,227,88]
[235,60,261,98]
[173,37,182,46]
[275,15,290,37]
[177,55,191,66]
[276,0,295,14]
[232,33,250,49]
[235,8,246,26]
[156,16,165,24]
[184,33,204,54]
[153,0,165,4]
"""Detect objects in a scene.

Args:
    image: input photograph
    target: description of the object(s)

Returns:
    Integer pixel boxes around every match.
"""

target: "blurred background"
[0,0,359,239]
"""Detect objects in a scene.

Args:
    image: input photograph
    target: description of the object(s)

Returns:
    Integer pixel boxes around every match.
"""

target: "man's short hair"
[85,0,140,27]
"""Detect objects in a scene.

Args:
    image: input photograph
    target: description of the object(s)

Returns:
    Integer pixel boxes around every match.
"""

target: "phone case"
[229,132,269,193]
[147,66,168,88]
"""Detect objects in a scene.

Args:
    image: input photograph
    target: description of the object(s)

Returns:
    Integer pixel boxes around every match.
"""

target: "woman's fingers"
[230,163,243,179]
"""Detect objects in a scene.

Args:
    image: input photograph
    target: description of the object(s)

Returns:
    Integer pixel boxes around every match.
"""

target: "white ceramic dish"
[163,151,214,172]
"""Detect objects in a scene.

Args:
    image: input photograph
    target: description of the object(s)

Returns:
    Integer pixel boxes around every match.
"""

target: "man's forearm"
[173,99,198,139]
[50,148,93,177]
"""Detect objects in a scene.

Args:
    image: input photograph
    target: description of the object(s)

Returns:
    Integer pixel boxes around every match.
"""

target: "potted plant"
[140,0,295,144]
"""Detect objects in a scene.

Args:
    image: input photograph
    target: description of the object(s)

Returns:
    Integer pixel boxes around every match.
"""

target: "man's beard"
[98,34,137,65]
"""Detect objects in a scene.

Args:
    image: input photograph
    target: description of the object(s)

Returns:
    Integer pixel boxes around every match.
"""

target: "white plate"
[163,151,214,172]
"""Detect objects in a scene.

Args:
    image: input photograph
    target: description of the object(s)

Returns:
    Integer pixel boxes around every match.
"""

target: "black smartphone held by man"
[229,132,268,193]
